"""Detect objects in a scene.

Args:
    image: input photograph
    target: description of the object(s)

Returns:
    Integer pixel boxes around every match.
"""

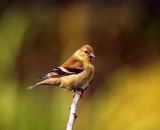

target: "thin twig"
[66,89,84,130]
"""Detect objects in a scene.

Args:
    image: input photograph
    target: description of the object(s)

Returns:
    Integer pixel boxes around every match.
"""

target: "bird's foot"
[73,89,83,98]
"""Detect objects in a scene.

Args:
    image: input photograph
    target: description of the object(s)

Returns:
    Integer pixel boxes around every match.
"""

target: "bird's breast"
[59,64,94,90]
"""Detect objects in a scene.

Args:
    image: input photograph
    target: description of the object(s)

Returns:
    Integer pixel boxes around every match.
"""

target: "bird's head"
[76,45,95,62]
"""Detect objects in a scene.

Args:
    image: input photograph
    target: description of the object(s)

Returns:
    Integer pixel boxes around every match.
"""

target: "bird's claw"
[73,89,83,98]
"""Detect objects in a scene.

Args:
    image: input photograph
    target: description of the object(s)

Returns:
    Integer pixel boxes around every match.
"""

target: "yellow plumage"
[28,45,95,91]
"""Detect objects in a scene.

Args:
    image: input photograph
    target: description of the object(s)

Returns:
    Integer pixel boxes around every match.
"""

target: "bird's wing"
[38,58,83,80]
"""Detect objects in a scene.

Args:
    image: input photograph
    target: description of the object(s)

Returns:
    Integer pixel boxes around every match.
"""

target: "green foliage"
[0,2,160,130]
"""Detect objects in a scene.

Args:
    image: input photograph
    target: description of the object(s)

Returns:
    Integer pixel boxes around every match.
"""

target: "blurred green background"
[0,0,160,130]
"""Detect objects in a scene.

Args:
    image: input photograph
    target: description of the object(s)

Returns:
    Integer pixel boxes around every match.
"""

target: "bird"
[27,45,95,91]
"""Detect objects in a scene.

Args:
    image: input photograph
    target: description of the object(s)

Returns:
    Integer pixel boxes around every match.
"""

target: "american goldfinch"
[27,45,95,91]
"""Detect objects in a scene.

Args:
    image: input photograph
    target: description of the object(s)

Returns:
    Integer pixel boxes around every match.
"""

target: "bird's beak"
[89,53,95,58]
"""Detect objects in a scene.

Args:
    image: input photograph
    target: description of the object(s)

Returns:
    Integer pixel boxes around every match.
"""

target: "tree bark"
[66,89,83,130]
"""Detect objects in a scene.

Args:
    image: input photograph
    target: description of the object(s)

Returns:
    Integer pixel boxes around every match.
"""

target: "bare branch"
[66,89,84,130]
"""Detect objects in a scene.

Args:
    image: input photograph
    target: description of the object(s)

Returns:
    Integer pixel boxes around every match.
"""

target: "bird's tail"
[27,85,37,89]
[27,78,60,90]
[27,80,45,89]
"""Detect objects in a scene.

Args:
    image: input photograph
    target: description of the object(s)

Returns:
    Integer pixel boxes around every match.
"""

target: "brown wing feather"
[61,54,83,69]
[38,55,84,80]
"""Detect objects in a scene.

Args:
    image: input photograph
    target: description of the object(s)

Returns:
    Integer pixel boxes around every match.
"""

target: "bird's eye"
[84,51,88,54]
